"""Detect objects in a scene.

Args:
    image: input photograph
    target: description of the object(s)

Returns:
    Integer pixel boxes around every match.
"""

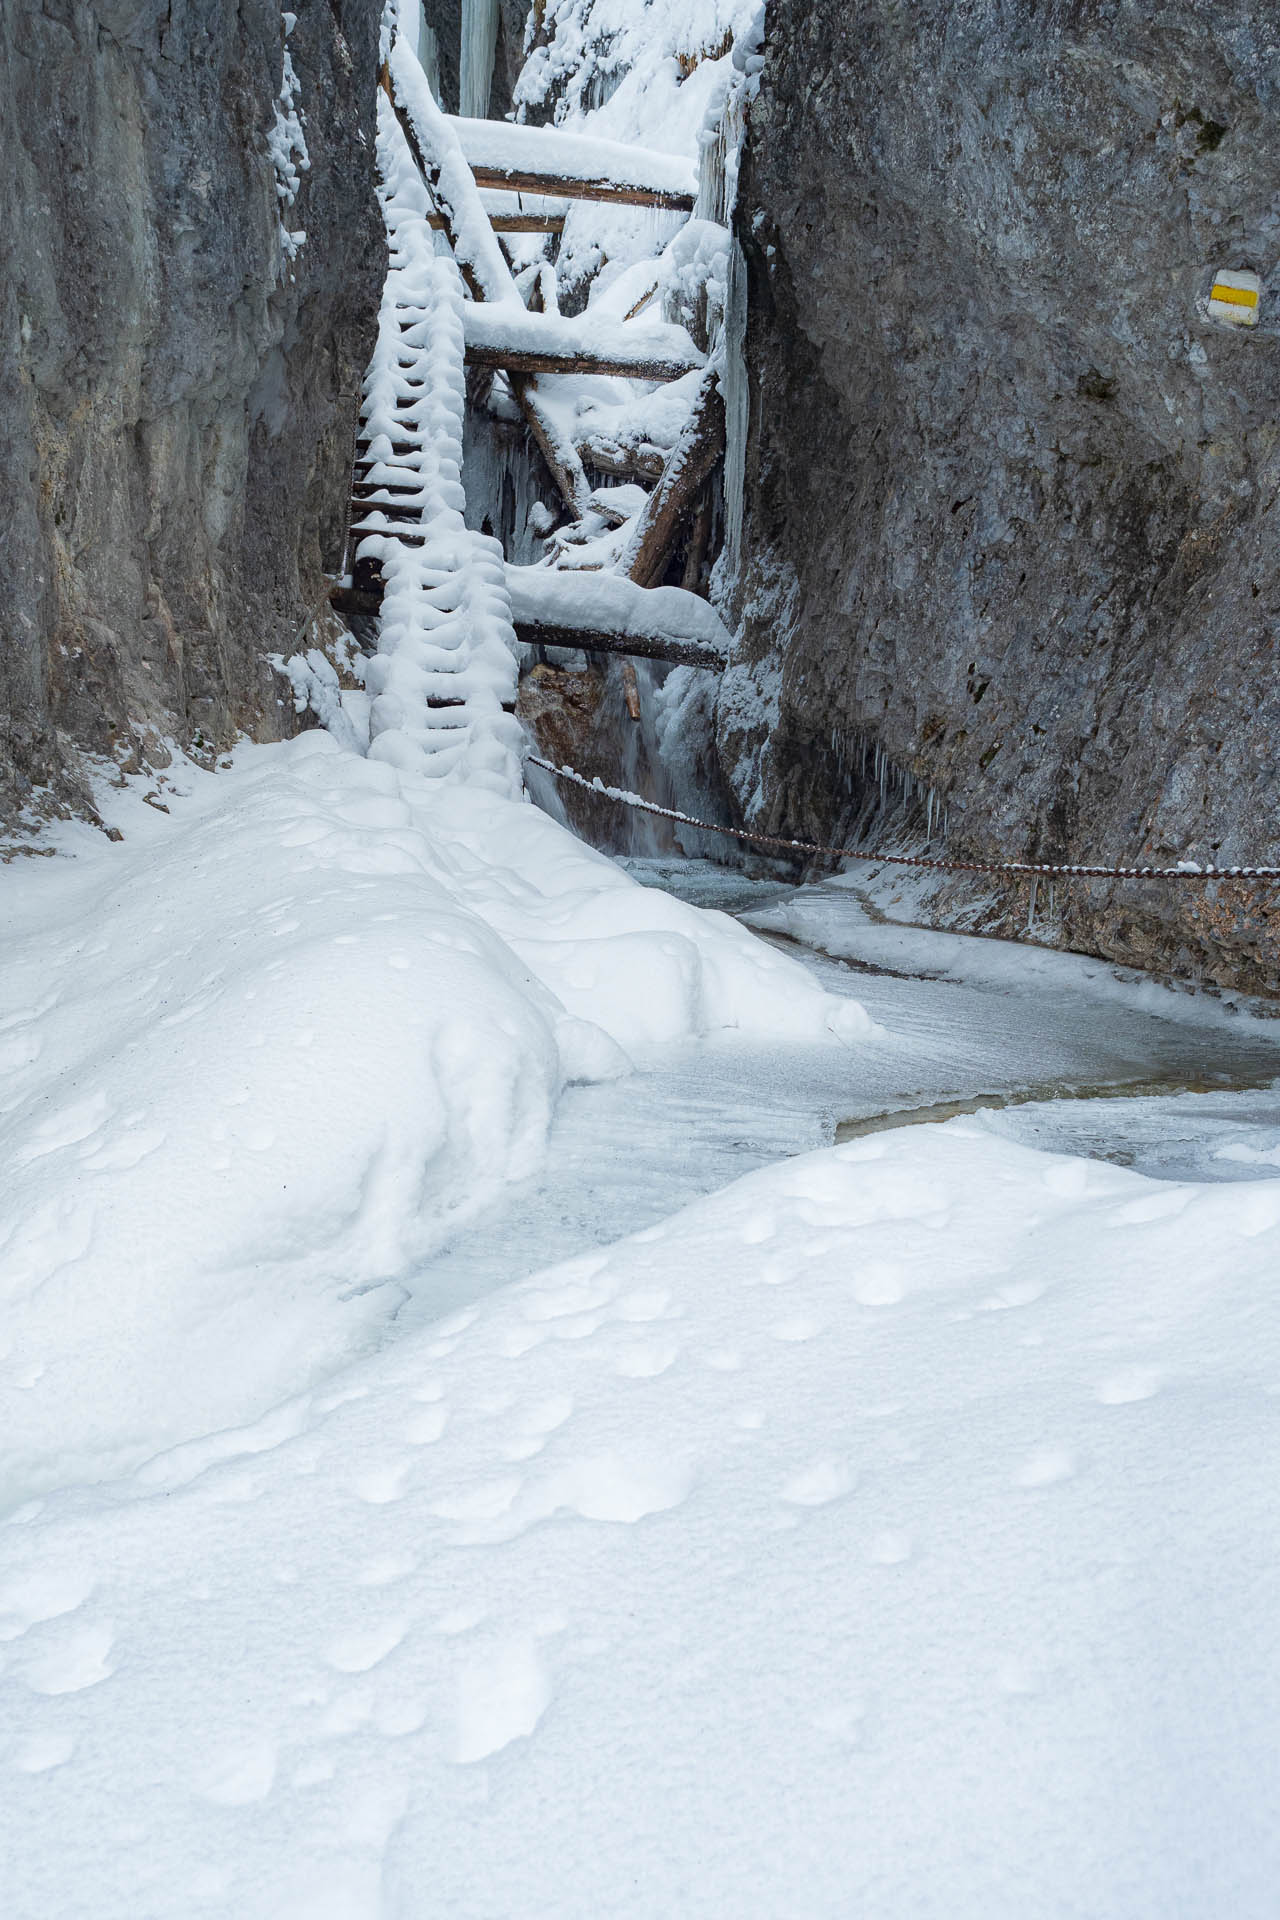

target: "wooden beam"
[574,438,667,482]
[681,486,713,595]
[468,165,693,212]
[330,584,383,619]
[512,620,720,671]
[379,58,506,305]
[623,367,726,586]
[464,341,700,382]
[331,581,718,670]
[508,373,593,517]
[428,211,565,233]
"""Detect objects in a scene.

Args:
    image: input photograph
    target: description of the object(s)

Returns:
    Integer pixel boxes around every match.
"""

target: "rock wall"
[725,0,1280,993]
[0,0,384,823]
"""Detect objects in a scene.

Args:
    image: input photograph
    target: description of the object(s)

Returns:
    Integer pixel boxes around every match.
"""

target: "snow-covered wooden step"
[447,116,696,211]
[460,304,703,383]
[505,565,730,671]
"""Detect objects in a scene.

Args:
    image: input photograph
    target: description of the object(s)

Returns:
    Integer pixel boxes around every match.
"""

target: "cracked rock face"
[0,0,383,821]
[726,0,1280,993]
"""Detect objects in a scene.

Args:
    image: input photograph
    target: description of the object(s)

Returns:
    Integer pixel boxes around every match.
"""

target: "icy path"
[399,856,1280,1332]
[6,774,1280,1918]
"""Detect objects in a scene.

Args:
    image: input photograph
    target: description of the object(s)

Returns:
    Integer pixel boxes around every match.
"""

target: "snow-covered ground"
[5,755,1280,1917]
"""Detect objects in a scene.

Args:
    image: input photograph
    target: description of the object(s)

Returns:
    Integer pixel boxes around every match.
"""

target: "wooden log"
[428,212,565,233]
[621,661,642,721]
[330,583,384,619]
[447,112,697,210]
[468,164,693,212]
[511,619,720,672]
[573,438,667,482]
[680,487,713,596]
[380,54,511,305]
[464,340,700,382]
[333,580,716,670]
[623,367,726,587]
[508,374,593,518]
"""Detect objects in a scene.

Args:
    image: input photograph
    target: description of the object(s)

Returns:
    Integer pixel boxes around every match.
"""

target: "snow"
[6,751,1280,1913]
[7,1082,1280,1913]
[268,10,310,264]
[351,82,525,795]
[461,297,704,374]
[506,560,732,651]
[0,738,866,1512]
[387,38,520,306]
[745,874,1280,1033]
[8,7,1280,1908]
[449,113,698,199]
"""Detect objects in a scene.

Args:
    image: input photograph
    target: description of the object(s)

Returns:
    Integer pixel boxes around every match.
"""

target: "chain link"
[526,755,1280,886]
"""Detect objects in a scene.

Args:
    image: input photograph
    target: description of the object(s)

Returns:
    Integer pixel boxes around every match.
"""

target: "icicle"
[460,0,499,118]
[401,0,441,100]
[721,236,748,585]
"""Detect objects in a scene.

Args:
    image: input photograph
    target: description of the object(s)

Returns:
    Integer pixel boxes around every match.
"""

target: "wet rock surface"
[0,0,383,822]
[724,0,1280,993]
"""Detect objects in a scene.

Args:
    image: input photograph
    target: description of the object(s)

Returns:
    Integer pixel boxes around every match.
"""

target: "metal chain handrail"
[526,754,1280,885]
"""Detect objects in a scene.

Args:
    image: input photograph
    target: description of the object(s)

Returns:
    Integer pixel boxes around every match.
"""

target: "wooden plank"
[447,113,696,210]
[574,438,666,482]
[464,341,699,382]
[623,367,726,586]
[468,164,693,212]
[512,619,720,671]
[428,212,565,233]
[331,580,718,671]
[508,373,593,518]
[380,56,509,305]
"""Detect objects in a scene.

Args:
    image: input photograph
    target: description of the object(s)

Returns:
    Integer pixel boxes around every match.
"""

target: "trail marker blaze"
[1207,269,1261,328]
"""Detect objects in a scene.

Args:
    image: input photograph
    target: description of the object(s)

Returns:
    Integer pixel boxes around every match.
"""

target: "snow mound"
[0,737,870,1504]
[5,1120,1280,1915]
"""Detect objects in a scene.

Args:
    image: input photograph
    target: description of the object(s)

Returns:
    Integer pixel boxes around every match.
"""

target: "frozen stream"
[395,856,1280,1334]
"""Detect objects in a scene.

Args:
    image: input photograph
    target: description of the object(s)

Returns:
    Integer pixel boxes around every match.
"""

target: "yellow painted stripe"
[1210,282,1259,308]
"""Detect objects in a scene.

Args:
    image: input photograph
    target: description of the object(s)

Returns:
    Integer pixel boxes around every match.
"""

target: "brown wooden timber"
[464,341,699,383]
[625,367,726,587]
[331,581,717,671]
[574,439,667,482]
[468,164,693,212]
[428,211,565,233]
[511,619,720,672]
[680,486,713,596]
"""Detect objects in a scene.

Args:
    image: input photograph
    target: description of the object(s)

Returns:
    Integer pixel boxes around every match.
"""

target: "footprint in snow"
[20,1620,115,1695]
[352,1459,413,1505]
[781,1459,853,1507]
[453,1637,551,1764]
[770,1316,819,1343]
[195,1737,277,1806]
[403,1404,449,1446]
[853,1261,905,1307]
[1013,1448,1076,1487]
[12,1730,77,1774]
[324,1617,407,1674]
[613,1344,678,1378]
[867,1530,913,1566]
[1095,1367,1161,1405]
[0,1566,94,1642]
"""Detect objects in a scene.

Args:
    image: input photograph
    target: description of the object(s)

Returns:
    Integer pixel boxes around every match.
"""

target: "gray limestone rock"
[0,0,384,822]
[725,0,1280,994]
